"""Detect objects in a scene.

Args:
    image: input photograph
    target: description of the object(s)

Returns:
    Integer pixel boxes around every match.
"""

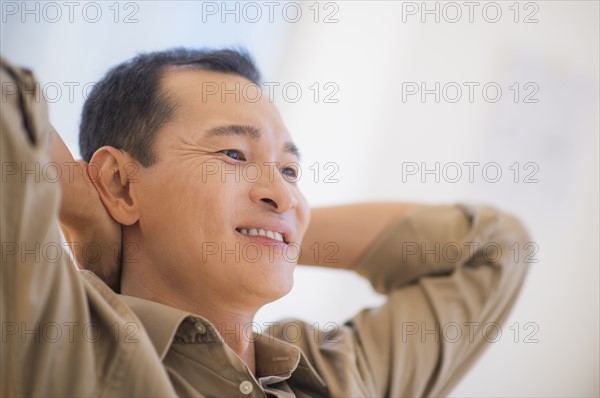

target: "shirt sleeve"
[0,59,175,397]
[346,204,532,397]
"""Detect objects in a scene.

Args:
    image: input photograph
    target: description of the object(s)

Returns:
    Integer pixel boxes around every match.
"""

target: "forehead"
[159,68,290,140]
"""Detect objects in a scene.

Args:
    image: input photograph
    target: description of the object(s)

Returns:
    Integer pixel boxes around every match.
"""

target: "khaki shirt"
[1,59,532,397]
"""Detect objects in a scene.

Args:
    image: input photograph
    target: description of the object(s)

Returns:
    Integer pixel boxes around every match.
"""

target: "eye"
[281,164,299,181]
[220,149,246,161]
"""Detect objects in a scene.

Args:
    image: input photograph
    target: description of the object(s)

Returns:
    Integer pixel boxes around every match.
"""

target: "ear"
[89,146,141,226]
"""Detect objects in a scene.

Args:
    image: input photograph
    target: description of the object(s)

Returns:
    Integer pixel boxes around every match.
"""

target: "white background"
[2,1,598,396]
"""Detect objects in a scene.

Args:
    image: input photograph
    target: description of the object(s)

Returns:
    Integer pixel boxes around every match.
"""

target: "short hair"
[79,48,261,166]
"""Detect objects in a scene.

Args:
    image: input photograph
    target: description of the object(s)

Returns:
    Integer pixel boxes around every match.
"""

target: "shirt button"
[194,320,206,334]
[239,380,253,395]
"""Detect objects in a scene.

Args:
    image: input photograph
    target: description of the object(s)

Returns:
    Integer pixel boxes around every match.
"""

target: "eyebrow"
[205,124,301,160]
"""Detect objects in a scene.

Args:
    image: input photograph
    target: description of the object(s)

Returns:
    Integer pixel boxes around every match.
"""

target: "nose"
[249,163,298,212]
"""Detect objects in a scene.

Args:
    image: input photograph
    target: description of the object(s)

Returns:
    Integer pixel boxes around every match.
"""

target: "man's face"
[127,68,310,310]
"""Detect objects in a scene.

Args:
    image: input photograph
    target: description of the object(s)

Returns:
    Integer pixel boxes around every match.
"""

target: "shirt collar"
[119,294,190,360]
[119,294,326,390]
[254,332,300,378]
[255,335,327,389]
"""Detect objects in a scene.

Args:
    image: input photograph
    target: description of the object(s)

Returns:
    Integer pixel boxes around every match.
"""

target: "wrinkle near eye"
[173,141,219,158]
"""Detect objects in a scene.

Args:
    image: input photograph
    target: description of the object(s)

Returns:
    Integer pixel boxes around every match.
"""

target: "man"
[1,49,531,397]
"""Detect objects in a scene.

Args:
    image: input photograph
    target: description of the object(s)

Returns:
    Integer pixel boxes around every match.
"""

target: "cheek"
[185,174,249,239]
[136,166,204,230]
[138,162,251,243]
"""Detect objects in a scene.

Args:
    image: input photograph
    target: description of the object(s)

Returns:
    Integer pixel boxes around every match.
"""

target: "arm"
[272,204,532,396]
[299,202,423,268]
[347,204,532,396]
[1,59,104,396]
[0,59,173,396]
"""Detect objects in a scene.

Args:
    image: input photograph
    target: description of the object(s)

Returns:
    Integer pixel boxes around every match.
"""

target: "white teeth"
[238,227,285,242]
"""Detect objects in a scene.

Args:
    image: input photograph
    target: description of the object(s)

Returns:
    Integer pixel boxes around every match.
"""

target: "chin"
[253,264,295,303]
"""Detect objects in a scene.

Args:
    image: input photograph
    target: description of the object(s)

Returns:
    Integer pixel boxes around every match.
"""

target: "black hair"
[79,48,261,166]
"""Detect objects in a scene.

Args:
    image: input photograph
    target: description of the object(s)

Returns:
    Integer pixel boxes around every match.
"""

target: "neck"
[121,266,259,374]
[208,309,257,374]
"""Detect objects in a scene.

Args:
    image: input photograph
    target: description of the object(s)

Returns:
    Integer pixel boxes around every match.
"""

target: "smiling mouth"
[235,228,287,244]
